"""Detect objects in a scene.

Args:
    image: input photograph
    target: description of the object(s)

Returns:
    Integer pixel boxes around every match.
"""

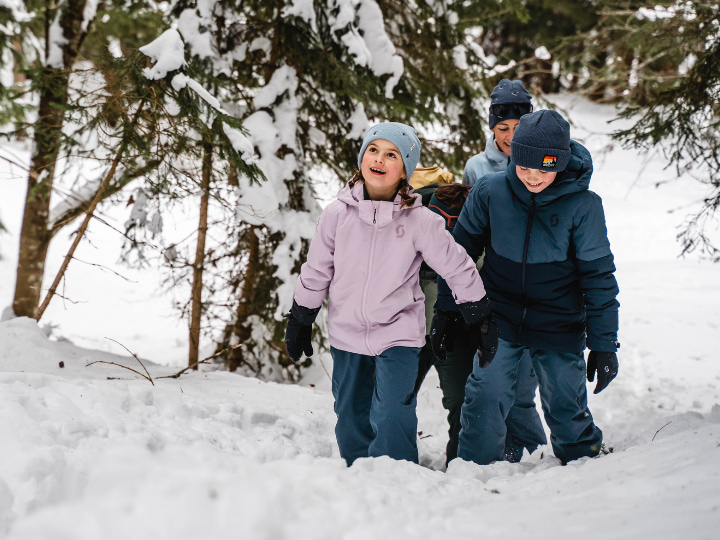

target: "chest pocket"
[490,202,573,264]
[525,208,572,264]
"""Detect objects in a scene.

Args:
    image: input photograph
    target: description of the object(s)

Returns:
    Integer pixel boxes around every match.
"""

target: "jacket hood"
[337,179,421,227]
[507,140,593,205]
[484,134,511,171]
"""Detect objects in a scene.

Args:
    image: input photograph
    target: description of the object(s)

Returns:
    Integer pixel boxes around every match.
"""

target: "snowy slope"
[2,96,720,539]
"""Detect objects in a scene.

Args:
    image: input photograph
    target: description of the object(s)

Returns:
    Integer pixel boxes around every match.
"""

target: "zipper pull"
[373,208,377,224]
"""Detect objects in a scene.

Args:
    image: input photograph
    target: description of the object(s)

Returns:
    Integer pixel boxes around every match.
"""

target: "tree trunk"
[226,226,261,372]
[188,137,213,369]
[12,1,93,319]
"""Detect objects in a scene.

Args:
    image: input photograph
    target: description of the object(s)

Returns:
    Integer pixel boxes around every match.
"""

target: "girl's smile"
[360,139,406,201]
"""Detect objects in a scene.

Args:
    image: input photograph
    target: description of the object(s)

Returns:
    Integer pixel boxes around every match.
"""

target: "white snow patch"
[534,45,551,61]
[140,29,187,80]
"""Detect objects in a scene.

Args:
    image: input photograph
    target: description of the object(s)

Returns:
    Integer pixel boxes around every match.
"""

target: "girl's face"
[360,139,406,201]
[516,165,557,194]
[491,119,520,156]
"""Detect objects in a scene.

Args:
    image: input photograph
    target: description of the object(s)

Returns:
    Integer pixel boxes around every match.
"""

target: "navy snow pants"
[331,346,421,465]
[457,338,603,465]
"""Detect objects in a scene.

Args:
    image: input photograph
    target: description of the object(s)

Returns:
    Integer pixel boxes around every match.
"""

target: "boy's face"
[361,139,406,200]
[516,165,557,194]
[491,119,520,157]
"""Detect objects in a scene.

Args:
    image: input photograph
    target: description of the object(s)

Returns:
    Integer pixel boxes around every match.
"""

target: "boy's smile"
[516,165,557,193]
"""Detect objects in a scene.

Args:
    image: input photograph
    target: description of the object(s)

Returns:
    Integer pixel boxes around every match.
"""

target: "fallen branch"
[86,360,154,385]
[652,421,672,442]
[85,337,155,386]
[157,343,243,379]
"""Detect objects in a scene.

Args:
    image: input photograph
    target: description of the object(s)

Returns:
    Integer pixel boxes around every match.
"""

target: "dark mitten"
[586,351,618,394]
[284,301,320,363]
[429,309,464,360]
[458,296,498,368]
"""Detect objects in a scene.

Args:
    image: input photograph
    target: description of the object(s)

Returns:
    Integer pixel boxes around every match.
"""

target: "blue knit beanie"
[489,79,533,129]
[510,110,571,172]
[357,122,422,178]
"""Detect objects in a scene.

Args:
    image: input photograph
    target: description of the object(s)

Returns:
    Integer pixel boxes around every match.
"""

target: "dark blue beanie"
[358,122,422,178]
[510,110,571,172]
[489,79,532,129]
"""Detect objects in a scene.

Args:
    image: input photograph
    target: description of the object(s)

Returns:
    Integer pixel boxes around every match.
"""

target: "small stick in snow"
[86,360,154,385]
[157,343,243,380]
[652,421,672,441]
[98,337,155,386]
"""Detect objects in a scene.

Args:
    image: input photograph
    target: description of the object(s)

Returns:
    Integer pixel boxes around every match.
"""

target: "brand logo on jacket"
[396,225,405,238]
[543,155,557,167]
[551,214,559,226]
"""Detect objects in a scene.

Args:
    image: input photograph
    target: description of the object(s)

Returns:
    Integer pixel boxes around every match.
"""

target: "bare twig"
[86,360,154,385]
[103,337,155,385]
[71,256,138,283]
[652,421,672,442]
[317,355,331,382]
[157,343,243,379]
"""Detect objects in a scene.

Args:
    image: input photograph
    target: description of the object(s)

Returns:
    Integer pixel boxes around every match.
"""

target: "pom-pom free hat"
[358,122,422,178]
[489,79,533,129]
[510,110,571,173]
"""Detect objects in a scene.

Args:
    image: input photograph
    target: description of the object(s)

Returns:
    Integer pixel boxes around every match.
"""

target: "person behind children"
[433,110,620,465]
[284,122,498,466]
[411,182,476,464]
[463,79,534,188]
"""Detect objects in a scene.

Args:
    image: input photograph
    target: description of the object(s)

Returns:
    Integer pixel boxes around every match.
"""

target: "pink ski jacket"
[294,181,486,356]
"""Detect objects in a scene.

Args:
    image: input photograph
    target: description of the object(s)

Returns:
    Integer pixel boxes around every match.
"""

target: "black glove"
[429,309,464,361]
[284,301,320,363]
[587,351,618,394]
[458,296,498,368]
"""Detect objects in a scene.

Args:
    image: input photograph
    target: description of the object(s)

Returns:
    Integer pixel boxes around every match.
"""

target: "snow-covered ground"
[2,96,720,539]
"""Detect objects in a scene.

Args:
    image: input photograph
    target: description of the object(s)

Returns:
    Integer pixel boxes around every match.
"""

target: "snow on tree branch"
[139,29,187,80]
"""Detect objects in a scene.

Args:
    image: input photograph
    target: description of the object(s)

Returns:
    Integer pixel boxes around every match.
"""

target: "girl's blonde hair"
[348,170,418,209]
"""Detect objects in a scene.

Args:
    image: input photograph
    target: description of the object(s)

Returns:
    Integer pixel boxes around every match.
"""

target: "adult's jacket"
[295,181,486,356]
[438,141,619,354]
[462,134,510,187]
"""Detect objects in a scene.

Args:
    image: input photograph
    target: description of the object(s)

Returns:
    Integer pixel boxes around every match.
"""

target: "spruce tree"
[134,0,507,380]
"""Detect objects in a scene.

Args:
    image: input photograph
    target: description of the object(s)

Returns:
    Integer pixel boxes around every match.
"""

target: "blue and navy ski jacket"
[438,141,619,354]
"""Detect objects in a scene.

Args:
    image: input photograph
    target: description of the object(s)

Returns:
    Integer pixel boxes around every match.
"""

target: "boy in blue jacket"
[433,110,620,465]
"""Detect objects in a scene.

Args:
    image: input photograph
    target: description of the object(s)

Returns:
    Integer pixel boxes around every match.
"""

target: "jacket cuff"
[290,300,321,326]
[435,277,460,312]
[457,296,492,325]
[586,336,619,353]
[294,275,328,310]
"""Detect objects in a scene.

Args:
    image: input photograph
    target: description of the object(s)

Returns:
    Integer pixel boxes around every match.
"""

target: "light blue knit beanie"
[357,122,422,178]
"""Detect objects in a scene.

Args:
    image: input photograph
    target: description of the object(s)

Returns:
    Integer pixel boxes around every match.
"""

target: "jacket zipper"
[361,202,379,355]
[518,194,536,336]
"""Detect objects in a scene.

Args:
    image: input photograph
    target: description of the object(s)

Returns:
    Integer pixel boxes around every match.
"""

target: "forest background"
[0,0,718,379]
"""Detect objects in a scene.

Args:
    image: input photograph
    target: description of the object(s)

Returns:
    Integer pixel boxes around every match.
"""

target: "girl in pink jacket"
[285,122,497,465]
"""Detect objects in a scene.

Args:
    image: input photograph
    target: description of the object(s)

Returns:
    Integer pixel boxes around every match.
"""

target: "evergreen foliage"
[130,0,515,381]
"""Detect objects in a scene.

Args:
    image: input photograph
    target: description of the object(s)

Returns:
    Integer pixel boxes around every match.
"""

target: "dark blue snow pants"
[457,338,603,465]
[331,346,421,466]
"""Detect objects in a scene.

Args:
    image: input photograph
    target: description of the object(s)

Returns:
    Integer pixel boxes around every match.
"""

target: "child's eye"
[387,152,396,159]
[368,147,378,153]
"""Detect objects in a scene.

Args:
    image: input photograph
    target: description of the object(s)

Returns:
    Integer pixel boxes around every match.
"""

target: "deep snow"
[1,96,720,539]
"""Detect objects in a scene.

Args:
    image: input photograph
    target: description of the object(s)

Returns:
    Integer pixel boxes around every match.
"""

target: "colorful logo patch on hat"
[543,155,558,168]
